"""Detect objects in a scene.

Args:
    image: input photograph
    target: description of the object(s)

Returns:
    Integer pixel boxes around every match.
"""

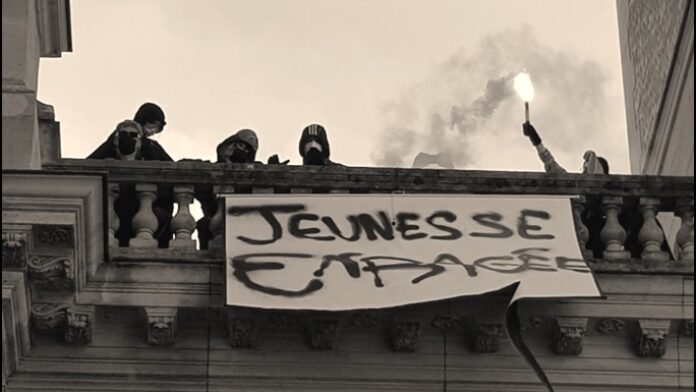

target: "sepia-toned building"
[3,1,693,391]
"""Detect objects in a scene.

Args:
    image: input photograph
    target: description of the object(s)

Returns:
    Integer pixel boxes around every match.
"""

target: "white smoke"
[372,27,609,168]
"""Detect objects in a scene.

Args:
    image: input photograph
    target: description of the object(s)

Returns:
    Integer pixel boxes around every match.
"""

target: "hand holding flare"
[514,72,535,122]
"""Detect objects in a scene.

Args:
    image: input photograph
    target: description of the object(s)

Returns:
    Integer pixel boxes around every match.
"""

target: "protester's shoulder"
[141,139,174,161]
[86,136,117,159]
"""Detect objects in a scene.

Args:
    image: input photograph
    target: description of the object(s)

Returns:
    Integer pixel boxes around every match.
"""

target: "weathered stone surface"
[554,318,587,356]
[390,320,422,352]
[635,319,670,358]
[145,307,177,346]
[2,231,28,268]
[473,323,502,353]
[64,307,94,345]
[27,255,74,292]
[308,318,340,350]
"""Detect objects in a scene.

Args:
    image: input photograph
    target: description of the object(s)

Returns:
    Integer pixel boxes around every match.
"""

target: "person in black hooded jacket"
[88,102,173,161]
[87,103,174,248]
[298,123,341,166]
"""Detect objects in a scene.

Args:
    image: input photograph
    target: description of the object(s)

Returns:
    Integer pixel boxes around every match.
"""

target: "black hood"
[298,124,330,159]
[133,102,166,126]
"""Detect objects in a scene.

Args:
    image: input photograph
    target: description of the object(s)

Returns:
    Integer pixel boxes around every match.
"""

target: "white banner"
[225,194,600,309]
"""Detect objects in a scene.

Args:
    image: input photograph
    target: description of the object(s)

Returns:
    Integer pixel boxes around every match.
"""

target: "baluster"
[130,184,158,248]
[638,198,669,261]
[108,183,120,247]
[599,196,630,260]
[675,199,694,261]
[208,185,225,252]
[170,185,196,249]
[571,196,591,258]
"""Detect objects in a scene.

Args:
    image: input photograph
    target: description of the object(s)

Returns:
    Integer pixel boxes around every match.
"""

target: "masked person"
[216,129,260,164]
[522,122,609,175]
[195,129,262,249]
[299,123,341,166]
[88,102,173,161]
[87,103,174,248]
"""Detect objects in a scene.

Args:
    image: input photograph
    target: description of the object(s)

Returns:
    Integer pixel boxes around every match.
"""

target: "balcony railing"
[45,158,694,269]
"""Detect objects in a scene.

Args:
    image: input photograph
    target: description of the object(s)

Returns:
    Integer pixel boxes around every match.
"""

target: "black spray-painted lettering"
[321,216,362,241]
[555,256,591,273]
[470,213,514,238]
[426,211,463,240]
[289,213,336,241]
[395,212,428,240]
[518,209,555,240]
[360,255,444,287]
[231,253,322,296]
[228,204,305,245]
[313,252,362,278]
[354,211,394,241]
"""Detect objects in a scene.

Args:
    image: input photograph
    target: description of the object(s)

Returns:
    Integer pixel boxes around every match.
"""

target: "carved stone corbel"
[31,302,70,331]
[554,317,587,355]
[64,306,94,345]
[145,307,177,346]
[308,317,340,350]
[390,320,422,352]
[472,323,502,353]
[27,255,74,292]
[227,308,259,348]
[2,231,29,269]
[635,319,670,358]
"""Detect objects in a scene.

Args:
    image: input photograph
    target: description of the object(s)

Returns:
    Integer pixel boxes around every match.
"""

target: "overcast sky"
[38,0,630,173]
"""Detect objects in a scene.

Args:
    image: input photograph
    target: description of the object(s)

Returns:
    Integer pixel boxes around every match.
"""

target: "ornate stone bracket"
[472,322,502,353]
[145,307,178,346]
[2,231,29,269]
[33,224,74,247]
[227,308,259,348]
[596,318,627,335]
[31,302,70,331]
[635,319,670,358]
[308,317,340,350]
[431,313,462,332]
[390,319,422,352]
[554,317,587,355]
[64,306,94,345]
[27,255,74,292]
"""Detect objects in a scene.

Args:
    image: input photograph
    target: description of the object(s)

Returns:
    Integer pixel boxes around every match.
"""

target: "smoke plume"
[372,27,610,169]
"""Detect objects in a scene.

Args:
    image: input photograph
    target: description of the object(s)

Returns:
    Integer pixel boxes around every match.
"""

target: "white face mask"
[304,140,323,154]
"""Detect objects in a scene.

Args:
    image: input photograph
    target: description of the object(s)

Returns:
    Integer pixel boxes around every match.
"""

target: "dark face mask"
[117,131,138,155]
[305,147,326,165]
[228,148,253,163]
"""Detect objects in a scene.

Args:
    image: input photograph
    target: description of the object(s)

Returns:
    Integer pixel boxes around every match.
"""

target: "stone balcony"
[2,159,694,391]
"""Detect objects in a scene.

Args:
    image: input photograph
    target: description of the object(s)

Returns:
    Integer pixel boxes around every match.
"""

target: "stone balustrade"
[45,159,694,264]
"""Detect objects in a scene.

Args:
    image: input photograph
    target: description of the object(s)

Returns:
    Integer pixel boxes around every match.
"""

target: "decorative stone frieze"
[554,317,587,356]
[145,307,177,346]
[308,317,340,350]
[519,316,545,331]
[267,311,300,330]
[2,231,28,268]
[681,320,694,337]
[64,306,94,345]
[635,319,670,358]
[33,224,73,246]
[350,312,380,328]
[597,319,627,335]
[390,320,422,352]
[431,313,462,332]
[27,255,74,291]
[473,323,502,353]
[31,302,69,330]
[227,308,259,348]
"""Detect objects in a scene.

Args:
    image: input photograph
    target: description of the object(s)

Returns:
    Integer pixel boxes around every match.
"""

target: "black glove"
[267,154,290,165]
[523,122,542,146]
